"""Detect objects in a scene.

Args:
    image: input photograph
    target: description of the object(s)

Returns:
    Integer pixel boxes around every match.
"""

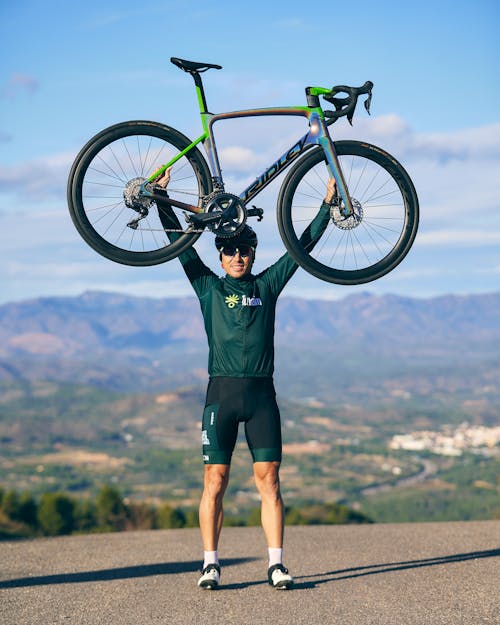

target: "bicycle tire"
[68,121,212,266]
[277,141,419,285]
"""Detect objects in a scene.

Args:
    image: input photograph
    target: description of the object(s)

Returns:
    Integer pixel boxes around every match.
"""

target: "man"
[154,168,335,590]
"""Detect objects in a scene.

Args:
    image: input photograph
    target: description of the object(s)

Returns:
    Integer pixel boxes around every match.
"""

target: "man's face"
[220,244,254,279]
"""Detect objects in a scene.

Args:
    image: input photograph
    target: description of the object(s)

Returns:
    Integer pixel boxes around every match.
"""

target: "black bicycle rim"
[68,121,212,266]
[277,141,419,285]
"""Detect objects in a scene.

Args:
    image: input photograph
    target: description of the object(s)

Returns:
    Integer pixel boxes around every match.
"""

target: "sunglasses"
[220,245,253,258]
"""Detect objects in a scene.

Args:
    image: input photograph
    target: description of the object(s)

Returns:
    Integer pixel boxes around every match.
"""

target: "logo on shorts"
[202,430,210,445]
[225,294,240,308]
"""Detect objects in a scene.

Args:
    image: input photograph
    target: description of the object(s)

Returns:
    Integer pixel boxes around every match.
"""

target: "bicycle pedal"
[247,206,264,221]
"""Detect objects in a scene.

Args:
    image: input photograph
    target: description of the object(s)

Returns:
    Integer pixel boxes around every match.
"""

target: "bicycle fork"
[307,111,354,217]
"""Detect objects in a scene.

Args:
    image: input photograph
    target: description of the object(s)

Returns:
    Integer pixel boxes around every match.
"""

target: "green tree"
[37,493,75,536]
[157,504,186,529]
[127,502,157,530]
[184,508,199,528]
[18,492,38,528]
[95,486,128,531]
[73,499,97,533]
[284,506,306,525]
[246,507,262,526]
[1,490,21,521]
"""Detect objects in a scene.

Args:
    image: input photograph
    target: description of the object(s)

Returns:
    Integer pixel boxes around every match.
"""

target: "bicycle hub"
[330,197,363,230]
[123,177,154,213]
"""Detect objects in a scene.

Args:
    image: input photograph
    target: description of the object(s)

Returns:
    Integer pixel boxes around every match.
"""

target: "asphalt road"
[1,521,498,625]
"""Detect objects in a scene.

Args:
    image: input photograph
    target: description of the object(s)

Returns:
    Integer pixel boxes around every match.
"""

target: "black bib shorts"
[201,377,282,465]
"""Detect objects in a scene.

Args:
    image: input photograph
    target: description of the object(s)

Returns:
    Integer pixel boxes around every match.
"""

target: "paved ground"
[1,521,498,625]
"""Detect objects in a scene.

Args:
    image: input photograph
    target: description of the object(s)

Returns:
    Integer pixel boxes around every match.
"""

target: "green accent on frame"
[146,133,208,182]
[308,86,331,96]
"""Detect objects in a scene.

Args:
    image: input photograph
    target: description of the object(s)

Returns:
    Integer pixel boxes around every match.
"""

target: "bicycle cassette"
[123,177,153,212]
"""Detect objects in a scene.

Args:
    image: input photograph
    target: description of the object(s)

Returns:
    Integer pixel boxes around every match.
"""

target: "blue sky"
[1,0,499,304]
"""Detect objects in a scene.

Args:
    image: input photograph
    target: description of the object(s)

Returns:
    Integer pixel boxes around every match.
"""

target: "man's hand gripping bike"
[67,57,419,285]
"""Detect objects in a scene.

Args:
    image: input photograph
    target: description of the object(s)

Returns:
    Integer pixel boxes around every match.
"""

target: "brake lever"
[348,83,373,124]
[323,81,373,125]
[364,85,373,115]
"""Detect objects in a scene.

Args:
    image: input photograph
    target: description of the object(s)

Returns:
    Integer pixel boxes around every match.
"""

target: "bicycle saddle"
[170,57,222,73]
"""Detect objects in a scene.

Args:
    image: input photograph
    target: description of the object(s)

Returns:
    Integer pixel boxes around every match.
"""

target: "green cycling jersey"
[159,201,330,378]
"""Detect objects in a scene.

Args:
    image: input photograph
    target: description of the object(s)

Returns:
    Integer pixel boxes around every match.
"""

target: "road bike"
[67,57,419,285]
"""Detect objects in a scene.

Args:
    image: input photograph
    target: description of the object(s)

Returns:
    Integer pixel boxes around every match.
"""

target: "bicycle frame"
[143,82,354,215]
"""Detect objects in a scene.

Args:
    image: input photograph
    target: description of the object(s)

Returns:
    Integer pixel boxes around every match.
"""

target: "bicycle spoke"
[74,129,208,255]
[95,154,127,183]
[102,205,127,235]
[287,147,410,274]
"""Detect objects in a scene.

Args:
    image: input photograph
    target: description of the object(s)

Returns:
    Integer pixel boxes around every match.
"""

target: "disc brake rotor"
[330,197,363,230]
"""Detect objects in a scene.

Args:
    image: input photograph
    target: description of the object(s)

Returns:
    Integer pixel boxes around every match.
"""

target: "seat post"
[190,72,209,114]
[170,58,221,114]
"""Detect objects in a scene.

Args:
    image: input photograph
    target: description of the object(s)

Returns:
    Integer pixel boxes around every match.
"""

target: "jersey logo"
[242,295,262,306]
[225,294,240,308]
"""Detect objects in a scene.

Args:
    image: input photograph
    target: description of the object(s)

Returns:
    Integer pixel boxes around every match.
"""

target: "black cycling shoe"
[268,563,294,589]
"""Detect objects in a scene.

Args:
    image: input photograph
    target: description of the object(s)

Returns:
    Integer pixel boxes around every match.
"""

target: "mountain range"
[1,290,499,402]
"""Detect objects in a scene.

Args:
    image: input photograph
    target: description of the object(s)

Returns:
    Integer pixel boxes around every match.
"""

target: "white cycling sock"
[203,550,219,568]
[268,547,283,567]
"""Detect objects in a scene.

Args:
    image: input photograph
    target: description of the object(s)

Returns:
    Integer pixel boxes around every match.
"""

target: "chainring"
[203,191,247,238]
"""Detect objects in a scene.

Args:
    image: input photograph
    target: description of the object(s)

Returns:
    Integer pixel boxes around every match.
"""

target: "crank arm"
[147,190,203,214]
[187,211,224,227]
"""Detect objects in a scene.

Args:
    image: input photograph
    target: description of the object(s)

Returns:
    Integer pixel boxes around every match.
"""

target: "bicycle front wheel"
[68,121,212,266]
[277,141,419,285]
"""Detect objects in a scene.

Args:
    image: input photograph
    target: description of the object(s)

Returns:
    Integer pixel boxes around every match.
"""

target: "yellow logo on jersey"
[225,294,240,308]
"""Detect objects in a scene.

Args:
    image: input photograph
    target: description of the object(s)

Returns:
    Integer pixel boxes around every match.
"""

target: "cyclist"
[154,168,335,590]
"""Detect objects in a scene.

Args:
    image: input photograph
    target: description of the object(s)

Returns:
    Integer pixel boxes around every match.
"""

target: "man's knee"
[203,464,230,500]
[253,462,281,497]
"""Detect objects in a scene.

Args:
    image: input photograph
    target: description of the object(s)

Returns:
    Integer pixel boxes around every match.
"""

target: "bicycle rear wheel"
[68,121,212,266]
[277,141,419,285]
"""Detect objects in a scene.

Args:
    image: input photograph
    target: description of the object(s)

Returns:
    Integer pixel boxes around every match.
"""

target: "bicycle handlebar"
[323,81,373,126]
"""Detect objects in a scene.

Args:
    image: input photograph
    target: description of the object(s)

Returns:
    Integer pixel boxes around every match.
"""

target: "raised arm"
[154,168,217,297]
[258,179,336,295]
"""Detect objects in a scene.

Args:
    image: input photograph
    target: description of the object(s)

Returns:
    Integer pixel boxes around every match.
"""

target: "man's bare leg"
[253,461,284,548]
[197,464,230,589]
[199,464,230,551]
[253,461,293,588]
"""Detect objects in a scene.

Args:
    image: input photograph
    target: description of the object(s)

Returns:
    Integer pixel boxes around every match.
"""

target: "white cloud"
[0,151,74,200]
[218,146,263,171]
[417,229,500,246]
[1,113,499,304]
[4,260,104,280]
[81,4,177,29]
[274,17,313,30]
[1,73,39,99]
[335,114,500,163]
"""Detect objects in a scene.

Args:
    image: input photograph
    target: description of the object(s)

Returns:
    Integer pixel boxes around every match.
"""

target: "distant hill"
[1,291,499,401]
